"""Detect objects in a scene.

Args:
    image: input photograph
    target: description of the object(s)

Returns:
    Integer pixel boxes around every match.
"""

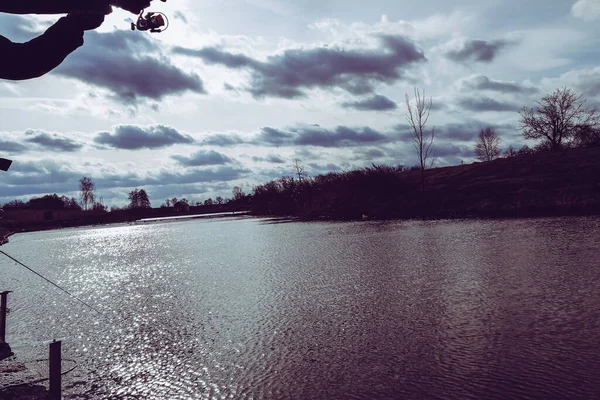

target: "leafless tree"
[474,127,501,162]
[292,159,308,182]
[232,186,245,200]
[79,176,95,211]
[405,88,435,190]
[503,145,517,158]
[519,87,599,152]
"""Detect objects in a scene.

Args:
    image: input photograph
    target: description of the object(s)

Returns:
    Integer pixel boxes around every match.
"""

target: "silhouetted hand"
[64,12,107,31]
[110,0,152,14]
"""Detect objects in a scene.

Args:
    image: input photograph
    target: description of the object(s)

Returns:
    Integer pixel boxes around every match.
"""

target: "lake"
[1,216,599,399]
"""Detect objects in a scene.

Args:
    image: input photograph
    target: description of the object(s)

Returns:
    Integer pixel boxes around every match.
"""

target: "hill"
[250,147,600,220]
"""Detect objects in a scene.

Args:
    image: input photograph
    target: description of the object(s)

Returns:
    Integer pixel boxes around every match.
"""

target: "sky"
[1,0,599,207]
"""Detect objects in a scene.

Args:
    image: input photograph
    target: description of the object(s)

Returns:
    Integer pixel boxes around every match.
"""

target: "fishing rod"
[0,249,104,316]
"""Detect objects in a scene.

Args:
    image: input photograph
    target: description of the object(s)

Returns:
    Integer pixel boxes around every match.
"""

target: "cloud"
[445,38,515,63]
[172,150,234,166]
[0,139,27,154]
[197,125,392,148]
[0,158,251,205]
[54,31,205,103]
[0,14,39,42]
[353,147,388,161]
[151,166,251,184]
[458,97,521,112]
[342,95,397,111]
[307,162,343,174]
[94,125,194,150]
[571,0,600,20]
[0,159,82,199]
[460,75,539,94]
[436,121,518,142]
[252,154,286,163]
[199,133,245,147]
[254,125,392,147]
[433,143,475,158]
[541,67,600,98]
[173,34,425,99]
[24,130,83,152]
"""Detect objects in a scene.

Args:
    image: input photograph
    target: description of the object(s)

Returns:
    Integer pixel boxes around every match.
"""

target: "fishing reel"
[130,0,169,33]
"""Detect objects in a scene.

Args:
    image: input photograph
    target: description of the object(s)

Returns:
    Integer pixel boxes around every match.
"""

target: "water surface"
[1,216,599,399]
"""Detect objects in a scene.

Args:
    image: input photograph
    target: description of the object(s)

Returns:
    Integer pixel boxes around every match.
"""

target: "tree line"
[2,181,248,213]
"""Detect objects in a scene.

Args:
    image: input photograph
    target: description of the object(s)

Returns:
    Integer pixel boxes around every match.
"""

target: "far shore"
[0,210,252,247]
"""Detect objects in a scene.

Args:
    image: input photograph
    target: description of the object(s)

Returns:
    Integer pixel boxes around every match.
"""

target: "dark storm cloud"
[458,97,520,112]
[24,130,83,152]
[55,31,205,103]
[254,126,392,147]
[173,34,426,99]
[342,95,398,111]
[94,125,194,150]
[252,154,286,163]
[172,150,234,166]
[461,75,539,94]
[445,39,514,63]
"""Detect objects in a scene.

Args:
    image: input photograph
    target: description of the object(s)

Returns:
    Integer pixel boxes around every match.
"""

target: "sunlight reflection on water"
[1,216,599,399]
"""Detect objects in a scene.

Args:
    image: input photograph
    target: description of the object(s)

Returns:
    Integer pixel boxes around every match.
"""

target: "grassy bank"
[250,147,600,220]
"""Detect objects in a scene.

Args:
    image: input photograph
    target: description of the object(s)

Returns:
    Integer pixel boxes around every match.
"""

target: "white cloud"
[540,67,600,98]
[571,0,600,21]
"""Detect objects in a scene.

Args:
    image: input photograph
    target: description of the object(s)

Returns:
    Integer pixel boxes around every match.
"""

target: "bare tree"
[475,127,501,162]
[503,145,517,158]
[79,176,95,211]
[291,159,308,182]
[520,87,599,152]
[232,186,245,201]
[405,88,435,190]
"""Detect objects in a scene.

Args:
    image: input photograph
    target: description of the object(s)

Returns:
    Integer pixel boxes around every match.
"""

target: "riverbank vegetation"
[250,146,600,220]
[249,87,600,220]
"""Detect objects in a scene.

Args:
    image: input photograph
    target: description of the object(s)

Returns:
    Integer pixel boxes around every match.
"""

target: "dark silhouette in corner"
[0,0,151,80]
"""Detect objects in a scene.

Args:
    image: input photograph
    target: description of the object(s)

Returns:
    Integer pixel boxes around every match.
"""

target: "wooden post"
[0,291,11,343]
[49,340,62,400]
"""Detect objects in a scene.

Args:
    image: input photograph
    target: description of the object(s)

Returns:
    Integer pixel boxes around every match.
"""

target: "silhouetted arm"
[0,0,110,14]
[0,14,104,80]
[0,0,150,15]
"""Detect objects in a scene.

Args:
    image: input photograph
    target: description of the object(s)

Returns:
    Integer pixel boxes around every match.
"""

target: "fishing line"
[0,249,104,316]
